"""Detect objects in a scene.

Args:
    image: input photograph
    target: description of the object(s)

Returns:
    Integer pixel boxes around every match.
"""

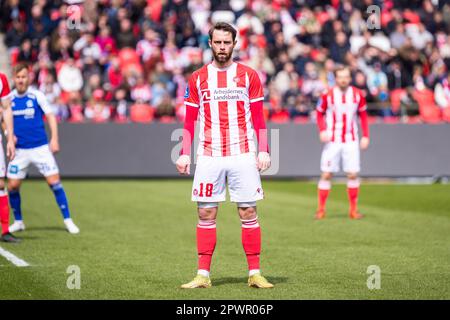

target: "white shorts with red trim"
[191,152,264,203]
[320,141,360,173]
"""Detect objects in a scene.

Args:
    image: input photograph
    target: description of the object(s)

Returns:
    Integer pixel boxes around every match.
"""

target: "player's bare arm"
[46,113,60,153]
[358,94,370,150]
[251,104,271,172]
[319,130,330,143]
[176,103,198,175]
[2,98,16,160]
[176,154,191,175]
[316,94,330,143]
[360,136,370,150]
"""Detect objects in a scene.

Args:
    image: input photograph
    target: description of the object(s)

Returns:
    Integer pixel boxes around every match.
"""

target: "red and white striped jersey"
[0,73,11,101]
[184,62,264,157]
[316,85,367,143]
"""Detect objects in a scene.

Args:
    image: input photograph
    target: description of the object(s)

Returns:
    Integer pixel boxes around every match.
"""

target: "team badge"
[193,189,198,196]
[184,86,189,98]
[233,76,240,83]
[9,165,19,174]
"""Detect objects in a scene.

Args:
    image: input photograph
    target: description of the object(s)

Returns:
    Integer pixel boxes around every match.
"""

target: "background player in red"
[0,72,18,242]
[315,66,370,220]
[175,22,273,289]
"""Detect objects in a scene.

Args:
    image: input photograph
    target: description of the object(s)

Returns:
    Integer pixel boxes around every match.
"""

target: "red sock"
[0,195,10,235]
[347,179,360,212]
[318,180,331,211]
[241,218,261,271]
[197,220,216,272]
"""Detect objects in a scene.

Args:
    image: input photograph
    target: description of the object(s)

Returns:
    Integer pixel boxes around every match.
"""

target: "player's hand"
[6,138,15,161]
[176,154,191,175]
[50,139,60,153]
[319,131,330,143]
[360,137,370,150]
[257,152,271,172]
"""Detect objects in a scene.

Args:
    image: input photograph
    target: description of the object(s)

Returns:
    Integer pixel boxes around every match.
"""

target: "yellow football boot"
[248,273,274,288]
[181,274,212,289]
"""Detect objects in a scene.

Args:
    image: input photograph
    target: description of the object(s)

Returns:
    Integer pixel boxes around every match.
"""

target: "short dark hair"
[13,62,29,75]
[334,65,351,77]
[209,22,237,42]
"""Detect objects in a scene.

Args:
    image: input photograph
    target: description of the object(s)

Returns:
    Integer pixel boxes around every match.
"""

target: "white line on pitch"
[0,246,30,267]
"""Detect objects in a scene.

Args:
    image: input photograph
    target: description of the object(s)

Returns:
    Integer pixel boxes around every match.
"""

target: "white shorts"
[7,144,59,179]
[320,141,360,173]
[192,152,264,203]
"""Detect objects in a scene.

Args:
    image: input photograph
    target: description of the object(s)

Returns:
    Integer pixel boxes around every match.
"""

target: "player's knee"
[7,180,21,192]
[46,174,61,186]
[347,173,358,180]
[197,202,218,220]
[238,204,257,220]
[321,172,333,180]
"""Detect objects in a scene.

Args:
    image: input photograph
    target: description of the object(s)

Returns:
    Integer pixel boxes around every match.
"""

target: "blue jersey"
[11,88,53,149]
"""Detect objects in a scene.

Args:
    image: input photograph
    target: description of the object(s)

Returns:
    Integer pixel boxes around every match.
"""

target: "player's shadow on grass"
[26,226,68,232]
[213,276,288,286]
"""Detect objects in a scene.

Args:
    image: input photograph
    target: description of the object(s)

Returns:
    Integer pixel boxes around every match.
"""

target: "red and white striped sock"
[197,219,216,277]
[347,179,360,212]
[241,217,261,276]
[318,179,331,212]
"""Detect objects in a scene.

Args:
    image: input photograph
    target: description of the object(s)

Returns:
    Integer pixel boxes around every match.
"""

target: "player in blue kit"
[7,63,79,234]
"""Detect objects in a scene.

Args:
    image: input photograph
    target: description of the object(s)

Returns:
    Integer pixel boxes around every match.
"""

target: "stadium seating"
[130,104,155,123]
[412,89,442,124]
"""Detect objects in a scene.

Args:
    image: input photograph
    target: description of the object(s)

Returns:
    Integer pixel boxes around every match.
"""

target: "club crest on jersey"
[233,76,240,83]
[184,86,189,98]
[201,90,211,102]
[193,189,198,196]
[26,100,34,108]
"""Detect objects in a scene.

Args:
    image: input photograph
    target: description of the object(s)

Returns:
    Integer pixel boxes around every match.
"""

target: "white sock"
[197,269,210,277]
[249,269,260,277]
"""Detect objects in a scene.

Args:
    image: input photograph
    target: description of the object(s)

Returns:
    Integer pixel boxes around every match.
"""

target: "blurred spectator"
[330,31,350,64]
[18,38,35,63]
[95,26,117,57]
[116,18,136,49]
[85,89,111,122]
[435,73,450,109]
[112,86,130,123]
[57,57,83,94]
[407,23,434,51]
[367,61,390,116]
[73,32,102,64]
[39,72,69,121]
[301,62,326,106]
[131,73,152,104]
[274,62,296,96]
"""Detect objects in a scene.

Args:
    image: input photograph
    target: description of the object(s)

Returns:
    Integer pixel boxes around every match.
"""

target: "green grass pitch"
[0,179,449,299]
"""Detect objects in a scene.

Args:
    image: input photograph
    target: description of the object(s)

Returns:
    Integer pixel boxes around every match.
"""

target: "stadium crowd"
[1,0,450,123]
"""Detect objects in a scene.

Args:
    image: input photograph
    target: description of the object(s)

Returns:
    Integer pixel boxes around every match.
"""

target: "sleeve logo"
[184,86,189,98]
